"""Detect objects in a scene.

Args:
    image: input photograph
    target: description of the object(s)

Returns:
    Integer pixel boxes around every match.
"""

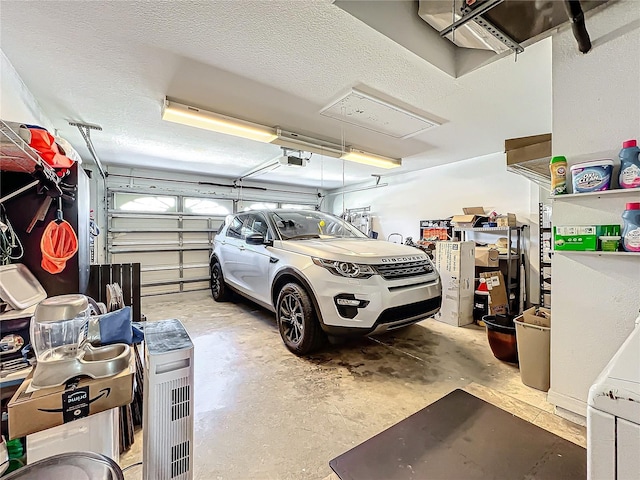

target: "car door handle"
[238,245,245,251]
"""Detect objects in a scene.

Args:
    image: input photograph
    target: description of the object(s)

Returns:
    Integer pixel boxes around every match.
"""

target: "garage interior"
[0,1,639,479]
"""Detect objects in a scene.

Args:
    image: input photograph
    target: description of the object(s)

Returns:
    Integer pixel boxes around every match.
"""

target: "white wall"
[548,0,640,419]
[327,152,540,302]
[328,153,533,238]
[0,50,52,128]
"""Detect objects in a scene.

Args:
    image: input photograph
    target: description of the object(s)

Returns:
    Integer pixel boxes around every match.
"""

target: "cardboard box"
[496,213,516,227]
[451,207,487,228]
[522,306,551,328]
[480,271,508,315]
[553,225,621,251]
[8,354,135,439]
[505,134,552,165]
[475,246,500,267]
[433,241,475,327]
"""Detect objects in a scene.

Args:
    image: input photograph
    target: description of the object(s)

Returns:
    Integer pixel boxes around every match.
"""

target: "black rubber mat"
[329,389,586,480]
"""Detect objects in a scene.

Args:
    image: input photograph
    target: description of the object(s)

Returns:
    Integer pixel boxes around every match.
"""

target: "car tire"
[210,262,231,302]
[276,283,325,355]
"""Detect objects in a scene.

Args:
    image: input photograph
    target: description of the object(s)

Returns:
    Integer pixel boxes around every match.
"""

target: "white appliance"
[143,319,194,480]
[433,241,475,327]
[587,314,640,480]
[26,408,119,464]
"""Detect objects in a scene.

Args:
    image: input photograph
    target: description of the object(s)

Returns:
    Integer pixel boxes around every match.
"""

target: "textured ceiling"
[0,0,552,189]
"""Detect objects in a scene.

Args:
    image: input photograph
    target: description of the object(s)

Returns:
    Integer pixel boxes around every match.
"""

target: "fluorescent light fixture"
[162,99,402,169]
[162,99,278,143]
[340,148,401,169]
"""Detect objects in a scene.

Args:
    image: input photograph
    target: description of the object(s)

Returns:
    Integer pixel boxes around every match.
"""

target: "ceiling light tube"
[340,148,401,169]
[162,99,278,143]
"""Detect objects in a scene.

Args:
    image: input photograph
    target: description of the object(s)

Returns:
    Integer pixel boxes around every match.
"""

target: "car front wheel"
[276,283,325,355]
[210,262,231,302]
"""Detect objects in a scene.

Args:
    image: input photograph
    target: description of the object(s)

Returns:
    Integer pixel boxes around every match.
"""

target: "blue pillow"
[97,307,133,345]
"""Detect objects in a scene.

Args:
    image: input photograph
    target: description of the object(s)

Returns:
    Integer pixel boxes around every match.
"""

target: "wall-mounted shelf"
[551,189,640,200]
[0,121,58,184]
[554,250,640,257]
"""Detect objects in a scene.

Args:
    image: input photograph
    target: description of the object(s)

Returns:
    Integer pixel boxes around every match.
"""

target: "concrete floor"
[120,290,585,480]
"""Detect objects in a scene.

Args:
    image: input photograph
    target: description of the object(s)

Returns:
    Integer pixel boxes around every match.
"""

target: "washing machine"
[587,315,640,480]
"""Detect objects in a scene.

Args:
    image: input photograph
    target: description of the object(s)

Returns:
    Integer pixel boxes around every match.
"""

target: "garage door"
[107,191,317,296]
[107,191,232,296]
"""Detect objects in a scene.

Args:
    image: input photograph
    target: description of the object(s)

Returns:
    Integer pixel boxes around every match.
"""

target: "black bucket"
[482,315,518,363]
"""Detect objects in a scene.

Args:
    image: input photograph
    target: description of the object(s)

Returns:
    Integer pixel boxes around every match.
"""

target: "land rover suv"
[210,209,442,355]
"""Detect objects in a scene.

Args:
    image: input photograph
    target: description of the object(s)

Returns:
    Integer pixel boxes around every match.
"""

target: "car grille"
[376,297,442,325]
[374,260,434,280]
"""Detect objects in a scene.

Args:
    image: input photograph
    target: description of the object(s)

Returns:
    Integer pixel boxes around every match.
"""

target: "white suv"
[210,210,442,354]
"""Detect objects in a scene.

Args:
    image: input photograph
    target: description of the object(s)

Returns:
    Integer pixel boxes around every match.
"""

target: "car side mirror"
[246,233,270,246]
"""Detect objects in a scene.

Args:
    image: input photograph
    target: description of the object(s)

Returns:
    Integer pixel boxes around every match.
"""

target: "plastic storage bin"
[26,408,119,464]
[514,315,551,391]
[570,159,613,193]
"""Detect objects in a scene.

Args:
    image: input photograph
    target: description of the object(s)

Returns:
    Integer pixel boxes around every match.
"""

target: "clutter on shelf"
[451,206,517,229]
[342,206,372,237]
[553,202,640,253]
[451,207,486,228]
[550,139,640,196]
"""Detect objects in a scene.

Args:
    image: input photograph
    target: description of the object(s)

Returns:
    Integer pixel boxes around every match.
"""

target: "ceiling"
[0,0,552,190]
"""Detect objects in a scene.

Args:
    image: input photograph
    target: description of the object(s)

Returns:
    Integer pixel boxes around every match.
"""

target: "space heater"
[143,319,194,480]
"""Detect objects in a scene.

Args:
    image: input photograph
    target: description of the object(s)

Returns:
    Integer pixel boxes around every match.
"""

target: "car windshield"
[268,211,368,240]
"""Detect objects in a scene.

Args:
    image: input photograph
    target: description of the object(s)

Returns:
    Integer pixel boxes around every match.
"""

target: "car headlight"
[312,257,376,278]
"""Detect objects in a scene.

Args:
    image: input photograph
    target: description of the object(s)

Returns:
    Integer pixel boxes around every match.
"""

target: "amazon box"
[8,355,134,439]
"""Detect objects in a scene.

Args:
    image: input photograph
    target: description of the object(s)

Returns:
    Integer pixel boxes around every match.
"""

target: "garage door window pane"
[243,202,277,212]
[281,204,315,210]
[184,198,231,215]
[115,193,177,212]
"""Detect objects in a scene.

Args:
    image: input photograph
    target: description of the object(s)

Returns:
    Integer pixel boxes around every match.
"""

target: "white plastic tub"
[26,408,119,464]
[570,159,614,193]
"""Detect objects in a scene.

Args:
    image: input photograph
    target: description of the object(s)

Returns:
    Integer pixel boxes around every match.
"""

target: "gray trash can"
[514,314,551,391]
